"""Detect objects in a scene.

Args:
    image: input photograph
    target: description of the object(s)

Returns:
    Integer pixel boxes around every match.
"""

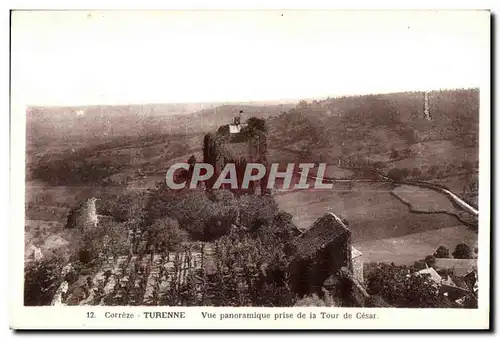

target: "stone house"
[289,212,364,298]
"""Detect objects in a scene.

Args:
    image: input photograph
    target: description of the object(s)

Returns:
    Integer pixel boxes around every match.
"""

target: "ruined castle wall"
[203,128,267,192]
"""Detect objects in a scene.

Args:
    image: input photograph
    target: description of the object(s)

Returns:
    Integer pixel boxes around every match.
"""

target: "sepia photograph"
[9,9,490,329]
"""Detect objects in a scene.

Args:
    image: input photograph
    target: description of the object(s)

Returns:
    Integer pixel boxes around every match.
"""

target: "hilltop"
[266,88,479,171]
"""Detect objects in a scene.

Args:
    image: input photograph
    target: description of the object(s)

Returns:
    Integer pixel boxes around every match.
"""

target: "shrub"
[294,290,336,306]
[98,191,147,222]
[452,244,472,259]
[427,165,439,176]
[402,128,417,145]
[425,255,436,268]
[411,168,422,178]
[209,232,295,306]
[147,217,188,252]
[24,256,64,306]
[387,168,404,181]
[76,222,130,266]
[366,263,451,308]
[390,148,399,159]
[434,246,450,258]
[462,160,474,173]
[400,168,410,179]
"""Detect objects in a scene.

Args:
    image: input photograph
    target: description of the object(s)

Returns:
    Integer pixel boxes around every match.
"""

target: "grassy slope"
[267,88,479,168]
[274,182,461,240]
[356,225,478,265]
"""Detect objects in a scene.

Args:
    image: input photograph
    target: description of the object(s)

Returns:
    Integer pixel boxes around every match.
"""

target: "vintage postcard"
[9,10,490,330]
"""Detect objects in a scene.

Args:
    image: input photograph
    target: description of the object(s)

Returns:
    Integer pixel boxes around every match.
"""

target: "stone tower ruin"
[66,197,99,229]
[203,112,268,194]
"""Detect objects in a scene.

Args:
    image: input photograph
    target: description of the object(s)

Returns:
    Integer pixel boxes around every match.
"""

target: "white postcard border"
[9,9,491,330]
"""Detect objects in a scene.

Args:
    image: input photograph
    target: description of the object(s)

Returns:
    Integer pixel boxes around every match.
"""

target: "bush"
[411,168,422,178]
[425,255,436,268]
[147,217,188,252]
[98,191,147,222]
[402,128,417,144]
[365,295,392,308]
[208,232,295,306]
[462,160,474,173]
[366,263,451,308]
[390,148,399,159]
[24,256,64,306]
[77,222,130,266]
[434,246,450,258]
[217,124,230,136]
[294,290,336,306]
[387,168,404,181]
[400,168,410,179]
[427,165,439,176]
[452,243,472,259]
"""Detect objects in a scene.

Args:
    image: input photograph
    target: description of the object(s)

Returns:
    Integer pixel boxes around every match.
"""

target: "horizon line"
[24,86,480,109]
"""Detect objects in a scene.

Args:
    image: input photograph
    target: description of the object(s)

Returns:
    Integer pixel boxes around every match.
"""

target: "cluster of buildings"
[416,258,478,306]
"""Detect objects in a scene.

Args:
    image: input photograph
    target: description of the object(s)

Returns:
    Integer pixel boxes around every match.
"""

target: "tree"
[188,155,197,166]
[427,165,439,177]
[387,168,404,181]
[462,160,474,173]
[98,191,147,222]
[402,128,417,145]
[400,168,410,179]
[373,161,385,171]
[210,232,295,307]
[297,100,309,110]
[294,290,336,306]
[76,221,130,266]
[452,243,472,259]
[148,217,188,251]
[366,263,450,308]
[217,124,230,136]
[434,246,450,258]
[425,255,436,268]
[246,117,267,133]
[365,295,392,307]
[238,194,278,232]
[390,148,399,159]
[24,256,64,306]
[411,168,422,178]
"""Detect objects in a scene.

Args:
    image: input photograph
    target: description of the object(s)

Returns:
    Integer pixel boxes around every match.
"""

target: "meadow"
[274,181,476,264]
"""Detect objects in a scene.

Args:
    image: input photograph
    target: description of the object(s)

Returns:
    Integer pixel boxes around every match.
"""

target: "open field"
[356,225,478,265]
[392,185,457,214]
[432,173,478,206]
[390,140,478,171]
[274,182,474,249]
[274,181,477,264]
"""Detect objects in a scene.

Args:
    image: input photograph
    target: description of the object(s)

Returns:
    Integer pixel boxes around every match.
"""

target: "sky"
[11,10,489,106]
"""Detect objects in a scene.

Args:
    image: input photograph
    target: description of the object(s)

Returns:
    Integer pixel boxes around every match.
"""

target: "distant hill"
[26,102,294,148]
[266,88,479,166]
[26,89,479,187]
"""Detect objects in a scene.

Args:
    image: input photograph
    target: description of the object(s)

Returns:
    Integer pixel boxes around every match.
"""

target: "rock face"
[66,197,99,229]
